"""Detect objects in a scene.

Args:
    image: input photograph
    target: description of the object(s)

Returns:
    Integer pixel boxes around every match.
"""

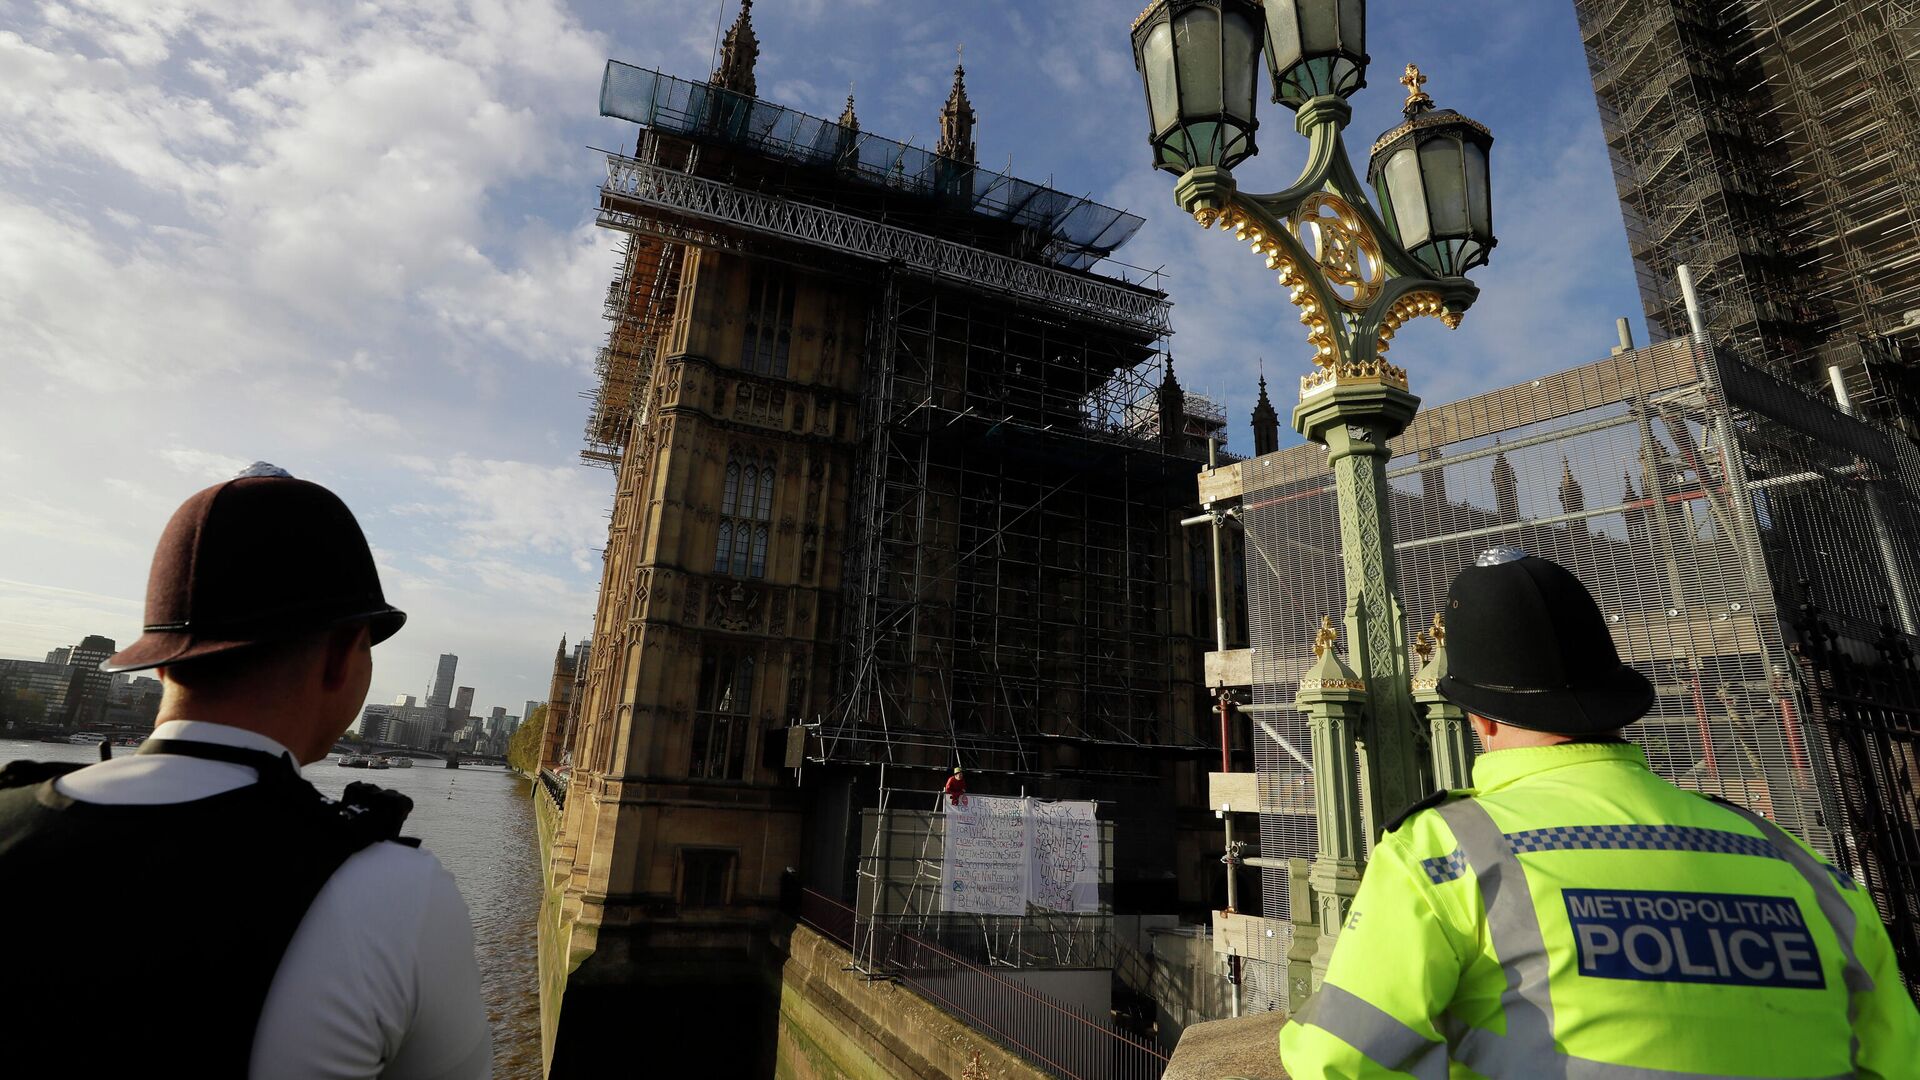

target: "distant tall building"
[43,647,71,665]
[358,705,395,742]
[0,659,82,725]
[60,636,116,727]
[453,686,475,719]
[427,653,458,708]
[1574,0,1920,428]
[524,699,542,727]
[104,674,163,727]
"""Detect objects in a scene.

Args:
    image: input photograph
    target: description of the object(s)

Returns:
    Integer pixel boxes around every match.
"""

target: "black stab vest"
[0,740,417,1077]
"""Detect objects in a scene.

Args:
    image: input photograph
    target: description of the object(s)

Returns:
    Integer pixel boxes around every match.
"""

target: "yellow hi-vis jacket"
[1279,742,1920,1078]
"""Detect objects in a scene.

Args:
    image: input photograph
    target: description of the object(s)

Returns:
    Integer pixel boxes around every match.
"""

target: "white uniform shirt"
[57,720,492,1079]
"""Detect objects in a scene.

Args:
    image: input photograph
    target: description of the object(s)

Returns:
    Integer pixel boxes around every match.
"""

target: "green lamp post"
[1132,0,1496,1003]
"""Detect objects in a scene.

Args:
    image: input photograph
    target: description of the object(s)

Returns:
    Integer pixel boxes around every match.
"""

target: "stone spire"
[1491,445,1518,523]
[1622,472,1649,548]
[1557,457,1585,515]
[936,46,976,164]
[838,87,859,133]
[1250,366,1280,457]
[1419,447,1448,509]
[1158,358,1186,457]
[712,0,759,97]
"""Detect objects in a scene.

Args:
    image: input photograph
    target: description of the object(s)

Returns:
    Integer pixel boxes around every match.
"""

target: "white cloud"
[0,578,143,661]
[405,454,613,572]
[160,447,251,480]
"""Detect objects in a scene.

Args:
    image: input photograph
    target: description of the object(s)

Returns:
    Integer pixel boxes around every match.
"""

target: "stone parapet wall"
[776,922,1049,1080]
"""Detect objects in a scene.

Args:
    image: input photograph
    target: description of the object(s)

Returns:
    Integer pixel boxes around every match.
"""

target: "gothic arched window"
[741,269,795,379]
[715,449,777,578]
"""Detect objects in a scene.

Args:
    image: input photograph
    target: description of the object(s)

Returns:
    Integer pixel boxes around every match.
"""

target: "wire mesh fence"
[1238,338,1920,1004]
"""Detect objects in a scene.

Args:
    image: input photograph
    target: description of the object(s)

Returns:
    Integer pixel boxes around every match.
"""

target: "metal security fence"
[798,889,1169,1080]
[1237,338,1920,1005]
[538,768,568,810]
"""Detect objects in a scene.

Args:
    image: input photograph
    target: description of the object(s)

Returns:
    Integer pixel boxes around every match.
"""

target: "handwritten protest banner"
[941,795,1099,915]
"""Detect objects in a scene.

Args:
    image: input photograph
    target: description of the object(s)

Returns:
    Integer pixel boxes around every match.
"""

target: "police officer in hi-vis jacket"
[1280,548,1920,1079]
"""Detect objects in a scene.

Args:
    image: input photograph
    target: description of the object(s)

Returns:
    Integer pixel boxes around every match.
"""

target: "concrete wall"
[1144,926,1232,1048]
[776,922,1051,1080]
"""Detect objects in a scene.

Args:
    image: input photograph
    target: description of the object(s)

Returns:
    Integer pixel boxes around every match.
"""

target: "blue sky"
[0,0,1646,718]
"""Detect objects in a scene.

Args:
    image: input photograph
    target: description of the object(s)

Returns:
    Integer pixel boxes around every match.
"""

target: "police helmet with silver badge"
[1436,547,1654,734]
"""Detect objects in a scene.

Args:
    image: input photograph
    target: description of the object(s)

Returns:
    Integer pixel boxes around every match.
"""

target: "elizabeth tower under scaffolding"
[538,6,1235,1071]
[1574,0,1920,427]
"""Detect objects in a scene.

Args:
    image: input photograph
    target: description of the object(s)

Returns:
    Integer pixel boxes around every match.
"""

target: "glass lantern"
[1132,0,1265,174]
[1262,0,1367,108]
[1368,92,1495,276]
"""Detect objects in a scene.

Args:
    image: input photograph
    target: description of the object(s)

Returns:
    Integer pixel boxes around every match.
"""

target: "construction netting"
[1235,337,1920,1010]
[600,62,1146,270]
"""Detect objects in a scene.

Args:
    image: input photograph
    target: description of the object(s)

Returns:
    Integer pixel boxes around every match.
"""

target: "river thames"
[2,739,544,1078]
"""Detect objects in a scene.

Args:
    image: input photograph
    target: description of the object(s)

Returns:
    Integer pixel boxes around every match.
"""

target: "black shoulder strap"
[135,739,417,847]
[136,737,301,778]
[0,760,85,790]
[1384,788,1459,834]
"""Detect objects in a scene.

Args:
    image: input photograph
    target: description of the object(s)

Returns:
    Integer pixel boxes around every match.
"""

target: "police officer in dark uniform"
[0,464,490,1078]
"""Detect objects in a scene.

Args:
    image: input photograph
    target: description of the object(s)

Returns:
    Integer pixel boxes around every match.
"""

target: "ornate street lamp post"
[1132,0,1496,1003]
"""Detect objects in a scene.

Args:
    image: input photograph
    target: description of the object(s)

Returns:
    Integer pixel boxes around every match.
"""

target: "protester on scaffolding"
[1281,547,1919,1078]
[943,765,969,807]
[0,464,492,1078]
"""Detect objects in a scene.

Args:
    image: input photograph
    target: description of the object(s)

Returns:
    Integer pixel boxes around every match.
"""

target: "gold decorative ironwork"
[1400,64,1433,113]
[1377,290,1451,357]
[1199,198,1455,398]
[1294,191,1384,312]
[1299,357,1409,398]
[1313,615,1339,659]
[1428,611,1446,650]
[1302,616,1367,691]
[1200,204,1337,368]
[1412,630,1434,666]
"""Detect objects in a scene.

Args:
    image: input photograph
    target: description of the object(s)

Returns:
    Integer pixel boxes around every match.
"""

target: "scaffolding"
[584,60,1218,891]
[598,62,1146,270]
[1573,0,1920,428]
[582,227,683,467]
[820,271,1210,778]
[1234,337,1920,1006]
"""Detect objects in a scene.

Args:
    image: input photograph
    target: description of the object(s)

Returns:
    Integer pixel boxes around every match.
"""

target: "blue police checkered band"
[1505,824,1777,858]
[1421,824,1857,888]
[1422,850,1469,884]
